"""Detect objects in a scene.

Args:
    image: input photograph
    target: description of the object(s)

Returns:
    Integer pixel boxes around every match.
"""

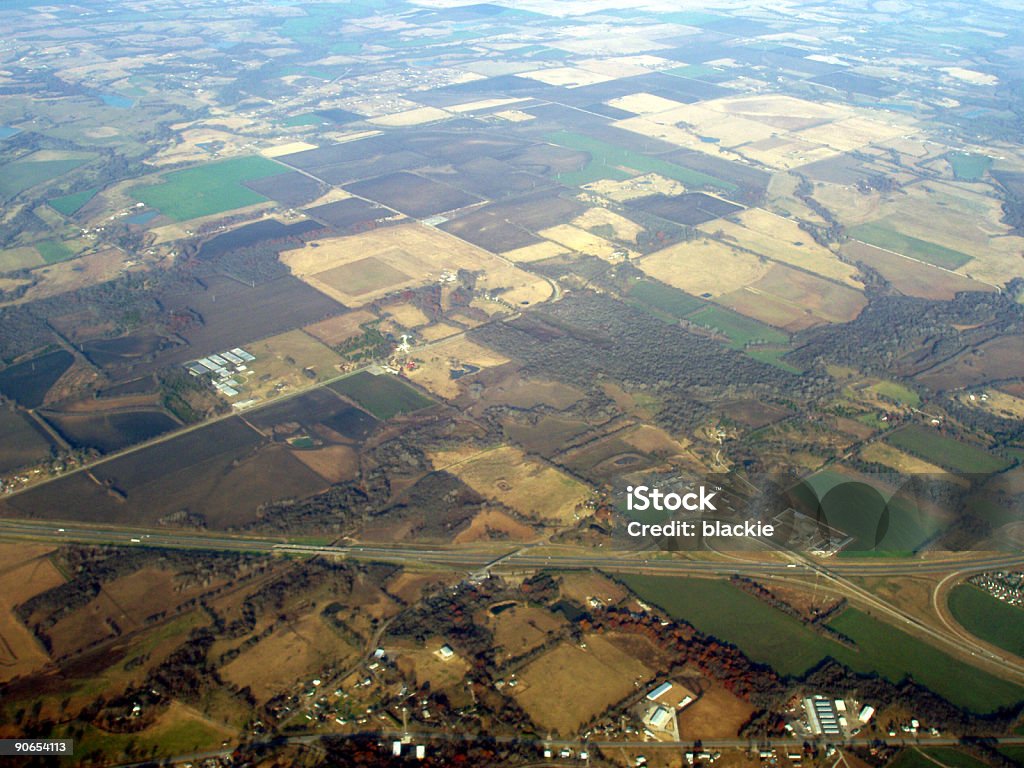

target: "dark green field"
[948,583,1024,656]
[947,152,992,181]
[689,304,790,348]
[626,280,706,320]
[330,371,434,420]
[888,747,989,768]
[850,223,972,270]
[35,240,76,264]
[129,156,289,222]
[621,575,1023,712]
[887,425,1010,474]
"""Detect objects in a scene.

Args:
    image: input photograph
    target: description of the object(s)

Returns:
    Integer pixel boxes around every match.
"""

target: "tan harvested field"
[292,444,359,483]
[488,604,566,660]
[559,572,629,607]
[841,241,991,300]
[222,613,357,701]
[261,141,318,158]
[798,115,908,152]
[519,66,615,87]
[705,208,862,287]
[744,263,867,325]
[151,201,273,244]
[640,238,770,297]
[860,443,953,476]
[539,223,626,260]
[0,545,63,682]
[513,633,652,734]
[417,322,462,342]
[501,241,567,263]
[493,109,535,123]
[941,66,998,85]
[384,302,431,329]
[606,92,691,115]
[407,335,511,398]
[282,223,551,307]
[452,508,538,544]
[962,390,1024,420]
[572,206,644,242]
[583,172,687,202]
[394,639,470,691]
[304,309,378,346]
[577,54,672,77]
[476,376,584,410]
[437,445,589,523]
[676,682,756,739]
[240,329,343,402]
[0,246,43,272]
[622,424,690,455]
[11,248,134,305]
[368,106,449,127]
[447,97,528,113]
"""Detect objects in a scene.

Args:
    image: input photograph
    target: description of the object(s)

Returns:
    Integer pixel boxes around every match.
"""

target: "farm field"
[48,187,98,215]
[947,584,1024,657]
[406,335,511,399]
[703,208,862,287]
[488,604,566,661]
[128,156,289,222]
[868,380,921,407]
[860,443,949,475]
[687,304,789,348]
[889,747,989,768]
[0,543,64,683]
[0,350,74,408]
[280,223,550,308]
[0,154,92,198]
[886,426,1010,474]
[850,223,972,270]
[329,371,434,420]
[41,409,179,454]
[513,633,652,733]
[840,241,990,300]
[624,279,706,320]
[0,408,54,473]
[436,445,588,523]
[947,152,993,181]
[639,238,770,297]
[545,131,736,191]
[237,329,344,402]
[621,576,1024,712]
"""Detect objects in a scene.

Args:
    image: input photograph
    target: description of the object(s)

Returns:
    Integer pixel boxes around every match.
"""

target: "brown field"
[292,444,359,483]
[639,238,770,297]
[841,241,992,300]
[238,329,343,402]
[384,302,431,329]
[452,508,538,544]
[406,335,511,399]
[513,633,652,734]
[437,445,589,523]
[914,335,1024,391]
[281,223,551,307]
[745,263,867,325]
[11,248,134,306]
[716,286,822,331]
[969,389,1024,420]
[559,572,629,607]
[394,638,470,692]
[705,209,861,287]
[488,604,567,661]
[503,415,592,456]
[676,681,756,739]
[0,246,44,272]
[221,613,357,701]
[417,322,462,342]
[0,544,63,682]
[385,572,458,604]
[622,424,690,455]
[475,376,584,411]
[304,309,378,346]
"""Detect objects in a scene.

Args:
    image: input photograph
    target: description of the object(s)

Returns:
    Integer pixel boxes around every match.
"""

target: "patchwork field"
[886,426,1011,474]
[329,371,434,420]
[0,544,64,683]
[513,633,652,733]
[841,241,992,300]
[303,309,378,346]
[435,445,588,523]
[280,223,551,307]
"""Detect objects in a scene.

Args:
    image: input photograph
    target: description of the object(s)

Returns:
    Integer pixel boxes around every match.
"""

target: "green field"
[796,469,940,552]
[0,157,90,197]
[947,152,993,181]
[689,305,789,348]
[620,576,1024,712]
[35,240,76,264]
[850,223,972,270]
[889,747,989,768]
[330,371,434,420]
[887,425,1010,474]
[546,131,737,192]
[627,280,706,320]
[948,583,1024,656]
[49,187,99,215]
[869,380,921,407]
[128,156,288,222]
[282,113,327,127]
